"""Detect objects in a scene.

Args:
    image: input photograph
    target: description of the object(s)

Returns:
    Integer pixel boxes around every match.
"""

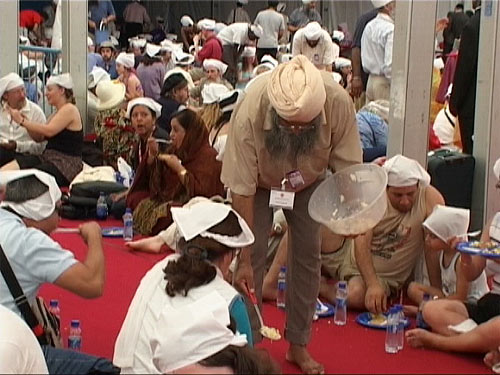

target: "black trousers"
[256,48,278,64]
[458,115,474,155]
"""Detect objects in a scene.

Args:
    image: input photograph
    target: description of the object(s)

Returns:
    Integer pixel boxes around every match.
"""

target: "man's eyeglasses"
[277,122,317,133]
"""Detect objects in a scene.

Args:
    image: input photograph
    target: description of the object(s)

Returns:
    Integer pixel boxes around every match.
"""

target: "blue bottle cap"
[280,266,286,272]
[49,299,59,307]
[71,320,80,327]
[337,280,347,289]
[125,208,132,213]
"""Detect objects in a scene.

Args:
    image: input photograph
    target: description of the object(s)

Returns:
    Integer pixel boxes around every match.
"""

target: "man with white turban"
[321,154,444,317]
[292,22,338,71]
[190,59,233,106]
[0,73,47,167]
[221,55,362,374]
[194,19,223,64]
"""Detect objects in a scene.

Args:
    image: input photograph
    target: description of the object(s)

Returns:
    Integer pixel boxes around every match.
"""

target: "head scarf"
[47,73,74,89]
[383,154,431,187]
[116,52,135,69]
[423,205,470,242]
[197,18,216,31]
[261,55,278,68]
[334,57,352,70]
[180,15,194,27]
[126,97,162,118]
[372,0,393,8]
[203,59,228,75]
[218,90,241,113]
[332,30,345,42]
[0,73,24,98]
[267,55,326,123]
[201,83,230,105]
[88,66,110,89]
[303,22,322,40]
[241,46,256,57]
[145,43,161,58]
[0,170,61,220]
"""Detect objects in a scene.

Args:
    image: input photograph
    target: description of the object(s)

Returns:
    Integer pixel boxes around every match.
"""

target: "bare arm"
[447,257,471,301]
[350,47,363,97]
[12,104,78,138]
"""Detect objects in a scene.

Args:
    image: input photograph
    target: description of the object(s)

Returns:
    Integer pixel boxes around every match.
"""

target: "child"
[407,205,489,305]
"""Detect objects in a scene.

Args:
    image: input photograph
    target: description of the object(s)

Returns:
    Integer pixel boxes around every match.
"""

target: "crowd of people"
[1,0,498,374]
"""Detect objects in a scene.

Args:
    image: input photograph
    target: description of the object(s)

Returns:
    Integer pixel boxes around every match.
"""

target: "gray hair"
[4,175,49,203]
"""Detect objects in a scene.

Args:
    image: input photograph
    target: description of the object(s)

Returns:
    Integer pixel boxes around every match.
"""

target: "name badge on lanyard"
[269,171,305,210]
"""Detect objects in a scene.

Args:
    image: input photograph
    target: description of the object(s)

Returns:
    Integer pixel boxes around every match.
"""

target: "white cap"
[423,205,470,242]
[334,57,351,70]
[383,154,431,187]
[372,0,393,8]
[250,24,264,39]
[151,291,247,373]
[87,36,94,47]
[332,30,345,42]
[116,52,135,69]
[201,83,231,105]
[303,22,323,40]
[197,18,216,31]
[203,59,228,75]
[88,66,110,89]
[146,43,162,58]
[0,170,61,221]
[47,73,74,89]
[180,15,194,27]
[260,55,278,68]
[171,201,255,247]
[129,37,147,48]
[126,97,162,118]
[174,51,195,66]
[0,73,24,98]
[241,46,256,57]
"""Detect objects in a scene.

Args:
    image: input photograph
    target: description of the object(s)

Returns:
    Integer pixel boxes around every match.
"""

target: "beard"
[265,110,319,160]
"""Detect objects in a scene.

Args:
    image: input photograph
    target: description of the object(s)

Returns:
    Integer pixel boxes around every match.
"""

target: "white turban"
[47,73,74,89]
[423,205,470,242]
[332,30,345,42]
[0,73,24,98]
[116,52,135,69]
[87,36,94,47]
[261,55,278,68]
[203,59,228,75]
[146,43,161,58]
[280,53,293,63]
[383,154,431,187]
[174,51,195,66]
[241,46,256,57]
[171,201,254,247]
[267,55,326,123]
[372,0,393,8]
[201,83,230,105]
[197,18,216,31]
[493,158,500,180]
[250,24,264,39]
[180,15,194,27]
[151,291,247,374]
[126,97,162,119]
[88,66,110,89]
[304,22,322,40]
[0,170,61,221]
[129,37,147,48]
[335,57,351,70]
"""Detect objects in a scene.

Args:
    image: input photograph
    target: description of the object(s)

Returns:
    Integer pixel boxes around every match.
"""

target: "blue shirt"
[103,59,118,79]
[89,0,115,25]
[356,110,388,149]
[88,52,105,73]
[0,209,77,316]
[24,82,38,104]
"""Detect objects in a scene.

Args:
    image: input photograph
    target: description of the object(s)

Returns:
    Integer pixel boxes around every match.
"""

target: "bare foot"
[286,344,324,374]
[403,304,418,317]
[126,235,165,253]
[405,328,436,349]
[484,348,500,369]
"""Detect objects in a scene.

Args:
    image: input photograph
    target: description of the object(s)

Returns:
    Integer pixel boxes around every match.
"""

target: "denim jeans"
[42,346,120,374]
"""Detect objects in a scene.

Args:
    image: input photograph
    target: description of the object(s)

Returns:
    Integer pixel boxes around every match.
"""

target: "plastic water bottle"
[96,192,108,220]
[385,307,398,354]
[276,266,286,309]
[68,320,82,351]
[48,299,60,321]
[123,208,134,241]
[334,281,347,326]
[395,304,405,350]
[416,293,431,329]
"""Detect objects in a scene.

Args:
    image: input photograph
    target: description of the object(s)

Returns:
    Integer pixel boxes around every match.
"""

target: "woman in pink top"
[116,52,143,103]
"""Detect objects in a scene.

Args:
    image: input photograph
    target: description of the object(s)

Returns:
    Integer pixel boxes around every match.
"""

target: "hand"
[7,107,24,125]
[372,156,387,167]
[88,20,97,30]
[0,140,16,151]
[460,253,473,267]
[158,154,183,173]
[147,137,159,159]
[365,283,387,314]
[101,17,108,25]
[193,34,200,46]
[350,76,363,98]
[110,190,127,202]
[79,222,102,243]
[233,260,255,297]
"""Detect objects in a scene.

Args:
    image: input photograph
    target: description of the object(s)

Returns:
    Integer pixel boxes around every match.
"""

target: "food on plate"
[369,313,387,326]
[260,326,281,341]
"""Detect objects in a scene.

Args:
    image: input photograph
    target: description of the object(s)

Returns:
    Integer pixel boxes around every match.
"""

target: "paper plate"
[457,241,500,258]
[356,312,411,330]
[316,301,335,318]
[101,227,124,238]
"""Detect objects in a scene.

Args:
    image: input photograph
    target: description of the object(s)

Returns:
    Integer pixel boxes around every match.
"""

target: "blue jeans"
[42,346,120,374]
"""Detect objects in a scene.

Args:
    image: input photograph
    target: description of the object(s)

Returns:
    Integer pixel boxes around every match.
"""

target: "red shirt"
[197,36,223,63]
[19,10,43,29]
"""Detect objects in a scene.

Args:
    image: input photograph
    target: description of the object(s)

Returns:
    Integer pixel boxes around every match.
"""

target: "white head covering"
[201,83,231,105]
[253,63,274,76]
[174,51,195,66]
[303,0,312,4]
[151,291,247,374]
[238,0,248,4]
[180,15,194,27]
[241,46,256,57]
[372,0,393,8]
[303,22,323,40]
[146,43,162,58]
[116,53,135,69]
[280,53,293,63]
[0,170,61,221]
[423,205,470,242]
[277,2,286,12]
[87,36,94,47]
[0,73,24,98]
[19,35,30,45]
[126,97,162,118]
[95,80,126,111]
[198,18,216,31]
[332,30,345,42]
[218,89,241,113]
[250,24,264,39]
[334,57,351,70]
[493,158,500,180]
[215,22,227,34]
[434,57,445,71]
[260,55,278,68]
[88,66,110,89]
[171,201,255,248]
[203,59,228,75]
[129,37,147,48]
[47,73,74,89]
[383,154,431,187]
[267,55,326,123]
[332,72,342,83]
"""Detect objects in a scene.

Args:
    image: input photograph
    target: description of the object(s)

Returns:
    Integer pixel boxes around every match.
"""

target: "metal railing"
[18,45,63,117]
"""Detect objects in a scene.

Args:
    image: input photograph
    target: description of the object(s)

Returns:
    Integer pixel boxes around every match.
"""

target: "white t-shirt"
[433,105,457,146]
[217,23,250,46]
[361,13,394,79]
[255,9,285,49]
[0,304,48,374]
[292,28,338,69]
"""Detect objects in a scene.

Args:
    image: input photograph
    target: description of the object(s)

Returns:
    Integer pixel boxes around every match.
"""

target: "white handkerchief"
[448,318,478,334]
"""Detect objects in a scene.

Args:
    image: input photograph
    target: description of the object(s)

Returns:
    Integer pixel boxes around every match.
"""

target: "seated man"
[0,73,47,167]
[321,155,444,313]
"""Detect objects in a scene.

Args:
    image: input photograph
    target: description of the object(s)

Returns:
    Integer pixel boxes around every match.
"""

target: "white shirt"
[433,105,457,146]
[254,9,285,49]
[0,99,47,154]
[292,28,338,69]
[217,22,250,46]
[361,12,394,79]
[0,304,48,374]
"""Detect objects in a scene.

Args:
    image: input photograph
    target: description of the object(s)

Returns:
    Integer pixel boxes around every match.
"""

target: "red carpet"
[39,219,492,374]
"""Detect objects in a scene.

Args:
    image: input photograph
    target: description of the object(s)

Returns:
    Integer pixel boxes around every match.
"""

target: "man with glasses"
[222,55,362,374]
[0,73,47,167]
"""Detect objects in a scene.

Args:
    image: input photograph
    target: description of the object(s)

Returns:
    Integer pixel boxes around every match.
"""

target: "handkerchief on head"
[47,73,74,89]
[180,15,194,27]
[198,18,216,31]
[126,97,162,118]
[0,170,61,220]
[423,205,470,242]
[304,21,322,40]
[383,154,431,187]
[145,43,161,58]
[151,291,247,373]
[201,83,230,105]
[116,52,135,69]
[203,59,228,75]
[267,55,326,123]
[171,201,254,248]
[0,73,24,98]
